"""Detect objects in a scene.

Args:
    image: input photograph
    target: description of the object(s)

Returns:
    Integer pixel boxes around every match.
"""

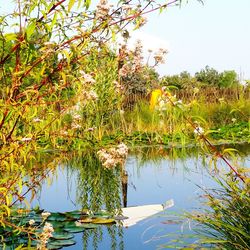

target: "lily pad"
[63,221,78,228]
[48,239,76,247]
[65,209,89,217]
[75,222,99,229]
[91,218,115,224]
[63,226,85,233]
[52,232,74,240]
[47,213,68,222]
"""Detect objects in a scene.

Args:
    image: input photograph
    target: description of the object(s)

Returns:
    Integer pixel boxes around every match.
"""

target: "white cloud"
[127,30,170,52]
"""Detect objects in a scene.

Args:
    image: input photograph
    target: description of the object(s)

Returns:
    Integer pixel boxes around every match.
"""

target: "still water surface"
[31,145,250,249]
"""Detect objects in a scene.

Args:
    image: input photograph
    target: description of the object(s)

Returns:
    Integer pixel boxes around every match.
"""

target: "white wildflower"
[103,158,116,169]
[174,99,183,106]
[72,123,81,129]
[41,212,51,220]
[43,222,54,233]
[88,90,98,100]
[79,71,96,84]
[86,127,96,132]
[116,143,128,157]
[194,126,204,135]
[231,118,237,123]
[21,137,32,142]
[37,222,54,249]
[72,114,82,120]
[97,143,128,169]
[33,118,42,122]
[29,219,35,226]
[119,63,130,77]
[96,0,113,19]
[154,48,168,65]
[61,130,68,135]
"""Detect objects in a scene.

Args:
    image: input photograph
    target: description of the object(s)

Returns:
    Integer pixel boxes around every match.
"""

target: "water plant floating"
[1,200,174,249]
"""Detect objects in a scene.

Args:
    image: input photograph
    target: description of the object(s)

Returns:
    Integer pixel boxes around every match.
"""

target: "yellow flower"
[150,89,162,110]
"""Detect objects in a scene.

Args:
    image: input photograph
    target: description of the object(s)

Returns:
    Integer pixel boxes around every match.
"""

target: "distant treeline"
[121,65,250,109]
[161,66,245,89]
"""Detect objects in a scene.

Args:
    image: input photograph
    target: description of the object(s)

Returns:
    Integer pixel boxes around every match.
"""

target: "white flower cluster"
[37,222,54,249]
[41,212,51,220]
[33,117,42,123]
[118,40,144,77]
[85,90,98,100]
[194,126,204,135]
[71,123,81,130]
[122,4,132,12]
[97,143,128,169]
[96,0,113,19]
[78,71,98,102]
[29,219,35,226]
[20,137,32,142]
[79,70,96,85]
[154,48,168,65]
[60,70,99,131]
[133,40,143,71]
[119,63,130,77]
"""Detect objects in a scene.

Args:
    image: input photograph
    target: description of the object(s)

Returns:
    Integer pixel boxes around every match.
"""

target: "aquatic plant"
[0,208,116,249]
[190,173,250,250]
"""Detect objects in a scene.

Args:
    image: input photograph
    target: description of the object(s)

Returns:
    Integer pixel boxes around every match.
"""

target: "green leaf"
[75,222,98,229]
[47,213,67,222]
[51,13,58,29]
[4,33,17,42]
[51,232,74,240]
[63,226,85,233]
[26,21,36,40]
[68,0,75,12]
[84,0,91,9]
[48,239,76,247]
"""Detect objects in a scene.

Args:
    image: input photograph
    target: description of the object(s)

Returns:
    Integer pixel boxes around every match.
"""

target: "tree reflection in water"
[66,152,125,250]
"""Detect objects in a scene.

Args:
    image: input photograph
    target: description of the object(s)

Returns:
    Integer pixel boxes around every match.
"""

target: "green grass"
[190,174,250,250]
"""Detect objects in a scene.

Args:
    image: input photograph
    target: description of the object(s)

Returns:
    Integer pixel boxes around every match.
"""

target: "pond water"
[29,144,249,250]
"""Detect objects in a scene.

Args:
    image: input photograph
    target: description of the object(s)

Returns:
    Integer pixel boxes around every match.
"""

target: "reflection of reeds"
[129,143,250,164]
[129,145,200,164]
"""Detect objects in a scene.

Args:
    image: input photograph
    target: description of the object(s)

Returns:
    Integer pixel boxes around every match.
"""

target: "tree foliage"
[161,66,240,89]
